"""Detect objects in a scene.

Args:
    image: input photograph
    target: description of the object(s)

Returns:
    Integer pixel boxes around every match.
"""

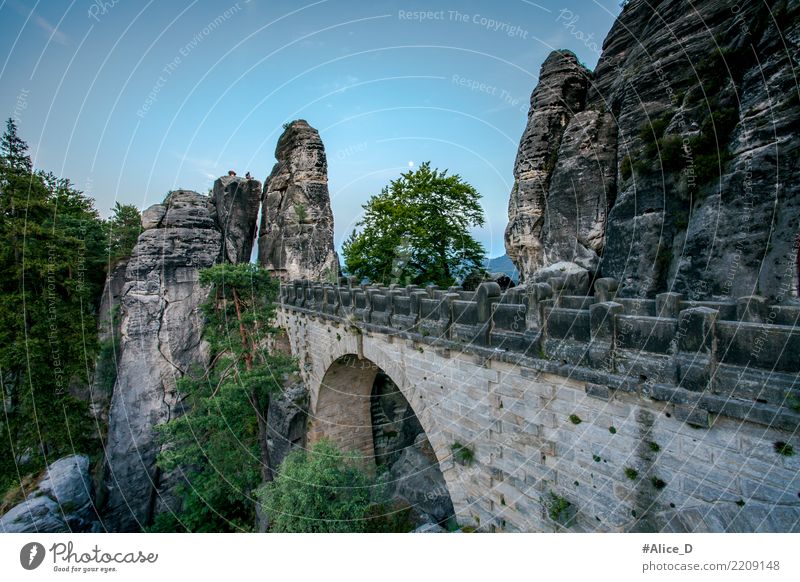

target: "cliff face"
[258,120,339,282]
[507,0,799,301]
[505,51,592,277]
[103,180,260,531]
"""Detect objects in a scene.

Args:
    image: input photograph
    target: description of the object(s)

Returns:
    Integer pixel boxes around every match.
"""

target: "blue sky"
[0,0,620,258]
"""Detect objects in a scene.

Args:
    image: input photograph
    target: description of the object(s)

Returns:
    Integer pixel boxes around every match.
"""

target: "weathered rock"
[258,120,339,282]
[371,372,424,467]
[103,191,223,532]
[210,176,262,263]
[88,259,128,423]
[542,109,616,274]
[413,521,446,533]
[505,51,591,282]
[386,433,455,525]
[0,455,99,533]
[140,204,166,229]
[507,0,800,301]
[267,381,308,469]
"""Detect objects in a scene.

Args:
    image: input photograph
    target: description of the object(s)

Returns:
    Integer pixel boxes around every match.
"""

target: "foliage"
[255,439,378,532]
[0,118,108,494]
[568,414,582,425]
[689,107,738,185]
[293,203,308,223]
[774,441,794,457]
[105,202,140,263]
[658,135,685,172]
[451,441,475,466]
[624,467,639,480]
[650,476,667,490]
[544,492,574,526]
[153,263,297,532]
[620,155,632,180]
[342,162,486,287]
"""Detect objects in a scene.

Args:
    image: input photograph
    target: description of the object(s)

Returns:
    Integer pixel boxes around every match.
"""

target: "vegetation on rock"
[151,263,296,532]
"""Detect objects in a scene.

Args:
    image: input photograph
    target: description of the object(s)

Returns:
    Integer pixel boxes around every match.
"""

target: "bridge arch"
[304,344,458,525]
[307,351,447,467]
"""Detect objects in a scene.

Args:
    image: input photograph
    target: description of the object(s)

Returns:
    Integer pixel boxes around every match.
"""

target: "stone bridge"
[278,277,800,532]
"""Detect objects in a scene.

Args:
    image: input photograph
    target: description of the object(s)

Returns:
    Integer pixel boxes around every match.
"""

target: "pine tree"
[105,202,141,263]
[0,119,106,494]
[0,118,32,173]
[152,263,297,532]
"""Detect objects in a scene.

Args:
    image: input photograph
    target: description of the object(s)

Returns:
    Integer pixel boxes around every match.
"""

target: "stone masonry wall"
[279,279,800,532]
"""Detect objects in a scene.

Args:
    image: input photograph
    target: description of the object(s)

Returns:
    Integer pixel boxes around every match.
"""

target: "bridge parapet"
[280,278,800,432]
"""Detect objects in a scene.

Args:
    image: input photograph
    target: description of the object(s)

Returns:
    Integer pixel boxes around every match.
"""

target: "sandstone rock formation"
[0,455,99,533]
[266,381,308,469]
[505,51,591,280]
[507,0,800,302]
[383,433,454,526]
[104,182,261,531]
[88,258,128,423]
[210,175,262,263]
[103,191,223,531]
[258,120,339,282]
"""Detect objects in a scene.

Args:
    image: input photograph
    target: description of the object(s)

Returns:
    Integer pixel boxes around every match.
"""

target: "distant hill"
[485,253,519,283]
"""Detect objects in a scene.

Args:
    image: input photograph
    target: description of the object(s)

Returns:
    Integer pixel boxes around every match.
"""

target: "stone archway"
[308,353,455,526]
[306,354,379,458]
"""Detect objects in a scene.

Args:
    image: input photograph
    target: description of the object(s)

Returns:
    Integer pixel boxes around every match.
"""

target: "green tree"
[105,202,141,263]
[342,162,486,287]
[0,118,107,494]
[1,118,32,173]
[255,439,376,532]
[152,263,296,532]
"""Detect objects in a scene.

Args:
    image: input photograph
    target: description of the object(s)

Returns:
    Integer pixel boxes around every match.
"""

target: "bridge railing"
[280,277,800,431]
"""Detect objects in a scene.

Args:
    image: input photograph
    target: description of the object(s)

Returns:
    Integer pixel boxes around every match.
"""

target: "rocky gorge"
[2,0,798,533]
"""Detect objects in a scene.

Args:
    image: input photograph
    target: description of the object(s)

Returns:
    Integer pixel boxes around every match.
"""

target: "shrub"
[256,439,377,532]
[624,467,639,480]
[569,414,582,425]
[451,441,476,466]
[544,492,574,526]
[658,135,684,172]
[774,441,795,457]
[620,155,633,180]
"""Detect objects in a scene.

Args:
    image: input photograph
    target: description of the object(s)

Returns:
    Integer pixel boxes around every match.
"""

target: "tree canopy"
[342,162,486,287]
[0,118,109,494]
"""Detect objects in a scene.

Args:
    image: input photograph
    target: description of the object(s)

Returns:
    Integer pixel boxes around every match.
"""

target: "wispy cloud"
[9,0,70,46]
[32,12,70,46]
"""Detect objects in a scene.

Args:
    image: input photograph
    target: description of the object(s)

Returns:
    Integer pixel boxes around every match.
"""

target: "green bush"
[256,440,377,532]
[451,441,476,466]
[544,492,574,526]
[620,155,633,180]
[658,135,684,172]
[624,467,639,480]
